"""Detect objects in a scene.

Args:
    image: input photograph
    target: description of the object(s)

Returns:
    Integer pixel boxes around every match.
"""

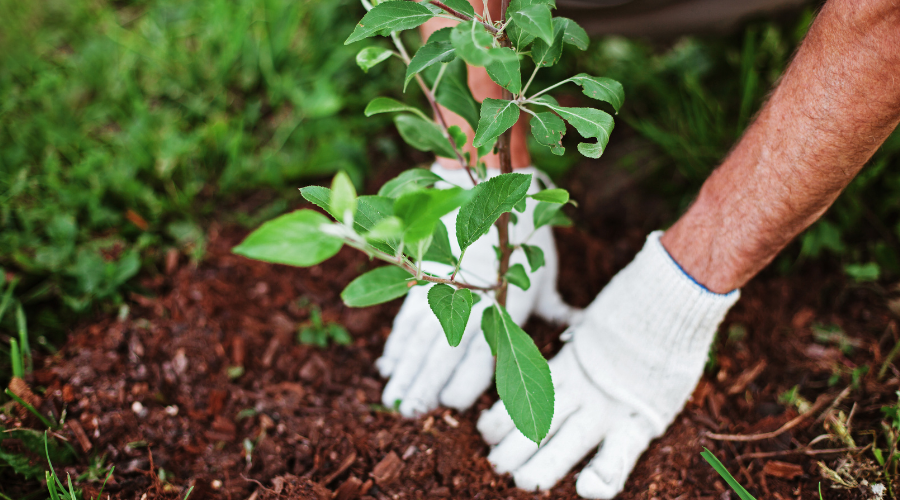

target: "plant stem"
[426,0,500,34]
[345,238,498,292]
[520,65,540,98]
[528,77,572,101]
[495,0,514,307]
[390,31,478,185]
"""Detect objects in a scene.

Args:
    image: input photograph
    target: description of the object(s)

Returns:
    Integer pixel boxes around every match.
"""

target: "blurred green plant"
[0,0,402,338]
[298,306,351,348]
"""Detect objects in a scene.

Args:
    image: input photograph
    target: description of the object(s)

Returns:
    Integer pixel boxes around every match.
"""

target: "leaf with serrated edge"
[450,21,494,67]
[533,201,561,230]
[233,210,343,267]
[530,188,568,204]
[531,20,564,68]
[428,284,474,347]
[481,305,554,444]
[378,168,444,198]
[521,244,545,272]
[456,173,531,251]
[569,74,624,113]
[342,266,419,307]
[529,112,565,155]
[394,115,457,159]
[473,98,520,148]
[356,47,393,72]
[510,4,554,46]
[506,263,531,290]
[484,47,521,94]
[405,41,456,91]
[345,2,434,45]
[556,17,588,50]
[442,0,476,18]
[532,98,614,158]
[423,220,458,266]
[395,187,470,245]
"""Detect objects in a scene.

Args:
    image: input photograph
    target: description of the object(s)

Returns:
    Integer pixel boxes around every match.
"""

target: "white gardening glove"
[478,231,740,498]
[376,164,581,417]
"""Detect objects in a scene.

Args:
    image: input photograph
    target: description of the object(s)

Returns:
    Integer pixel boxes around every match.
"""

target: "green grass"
[0,0,403,339]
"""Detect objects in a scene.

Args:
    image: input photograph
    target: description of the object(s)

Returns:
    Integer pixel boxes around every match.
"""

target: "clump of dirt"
[4,161,899,500]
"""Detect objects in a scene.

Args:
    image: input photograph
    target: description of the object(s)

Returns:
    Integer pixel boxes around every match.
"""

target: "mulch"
[4,160,898,500]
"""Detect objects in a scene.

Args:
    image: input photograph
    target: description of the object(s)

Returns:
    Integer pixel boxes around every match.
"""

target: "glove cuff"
[572,231,739,434]
[430,163,553,192]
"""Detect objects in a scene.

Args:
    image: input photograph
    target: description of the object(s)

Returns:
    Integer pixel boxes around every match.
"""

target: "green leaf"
[300,188,398,253]
[473,98,520,148]
[484,47,521,94]
[405,40,456,91]
[450,20,494,67]
[345,1,434,44]
[700,449,757,500]
[456,173,532,251]
[514,197,527,213]
[442,0,476,17]
[533,201,561,229]
[427,284,474,347]
[569,74,625,113]
[233,210,343,267]
[367,216,404,241]
[448,125,467,149]
[365,97,429,120]
[356,46,394,72]
[521,244,545,272]
[506,263,531,290]
[531,20,565,68]
[423,220,458,266]
[844,262,880,282]
[533,98,614,158]
[506,21,535,51]
[435,60,480,130]
[395,187,470,245]
[330,172,357,223]
[427,26,454,43]
[509,4,554,46]
[394,115,457,159]
[378,168,445,198]
[529,111,565,155]
[556,18,588,50]
[342,266,420,307]
[530,188,568,204]
[481,305,554,444]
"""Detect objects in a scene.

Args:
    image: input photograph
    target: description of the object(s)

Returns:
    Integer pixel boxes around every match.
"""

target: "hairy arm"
[661,0,900,293]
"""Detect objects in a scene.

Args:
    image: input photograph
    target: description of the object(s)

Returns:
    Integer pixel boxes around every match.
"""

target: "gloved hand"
[376,164,581,417]
[477,231,740,498]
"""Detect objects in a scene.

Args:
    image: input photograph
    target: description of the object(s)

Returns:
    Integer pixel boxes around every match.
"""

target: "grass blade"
[6,389,56,428]
[46,471,61,500]
[183,485,195,500]
[9,338,23,379]
[16,303,32,374]
[701,448,756,500]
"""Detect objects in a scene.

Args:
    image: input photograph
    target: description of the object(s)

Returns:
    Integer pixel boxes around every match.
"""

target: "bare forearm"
[662,0,900,293]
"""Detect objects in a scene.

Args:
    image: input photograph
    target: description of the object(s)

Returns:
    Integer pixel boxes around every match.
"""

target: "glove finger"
[486,389,582,475]
[380,318,439,409]
[439,330,494,411]
[511,405,615,492]
[397,315,480,417]
[476,399,515,446]
[575,414,656,500]
[377,289,429,377]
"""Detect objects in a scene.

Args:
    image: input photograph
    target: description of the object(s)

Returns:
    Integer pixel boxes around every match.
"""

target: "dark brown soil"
[6,160,899,500]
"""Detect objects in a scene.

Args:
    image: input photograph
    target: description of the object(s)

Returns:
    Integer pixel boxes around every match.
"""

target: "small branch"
[736,445,867,461]
[345,238,497,292]
[705,391,838,442]
[390,31,476,184]
[426,0,500,34]
[520,65,540,98]
[529,77,573,101]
